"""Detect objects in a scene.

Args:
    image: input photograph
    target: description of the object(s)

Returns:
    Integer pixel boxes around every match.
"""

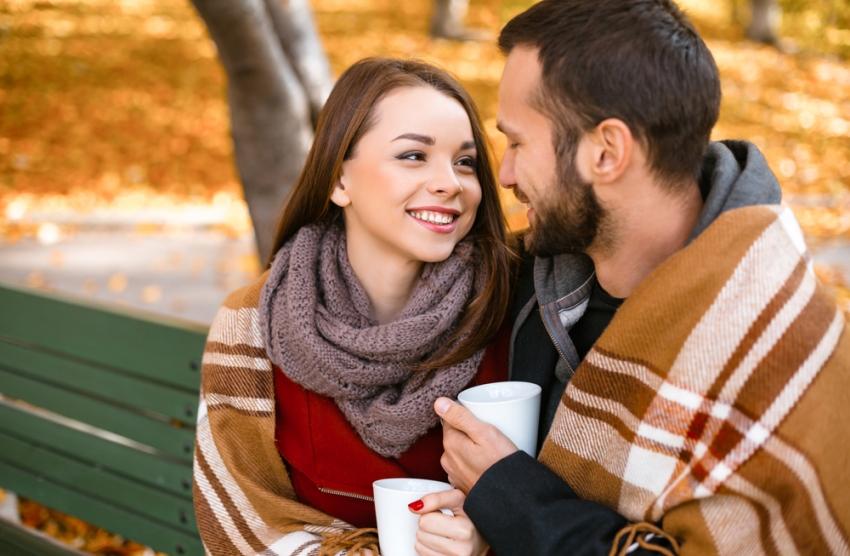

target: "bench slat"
[0,284,208,390]
[0,401,192,499]
[0,517,89,556]
[0,340,198,424]
[0,460,204,556]
[0,430,197,536]
[0,366,195,459]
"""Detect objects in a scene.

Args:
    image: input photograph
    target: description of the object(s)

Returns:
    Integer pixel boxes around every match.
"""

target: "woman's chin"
[412,244,459,264]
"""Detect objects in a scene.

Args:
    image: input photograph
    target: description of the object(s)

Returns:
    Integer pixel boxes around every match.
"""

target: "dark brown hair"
[269,57,513,370]
[499,0,721,187]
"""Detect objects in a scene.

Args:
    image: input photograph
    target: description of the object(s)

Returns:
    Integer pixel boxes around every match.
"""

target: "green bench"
[0,283,208,555]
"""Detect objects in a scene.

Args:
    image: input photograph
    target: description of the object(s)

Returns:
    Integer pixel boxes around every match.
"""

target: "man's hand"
[435,397,518,493]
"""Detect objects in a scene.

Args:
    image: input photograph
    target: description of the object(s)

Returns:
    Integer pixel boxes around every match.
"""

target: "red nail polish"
[408,499,424,511]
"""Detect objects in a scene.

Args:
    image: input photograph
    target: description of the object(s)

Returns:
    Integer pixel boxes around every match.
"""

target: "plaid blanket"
[539,205,849,555]
[192,273,379,556]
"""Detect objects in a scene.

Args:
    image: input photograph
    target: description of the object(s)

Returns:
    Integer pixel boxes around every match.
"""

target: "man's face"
[497,46,605,257]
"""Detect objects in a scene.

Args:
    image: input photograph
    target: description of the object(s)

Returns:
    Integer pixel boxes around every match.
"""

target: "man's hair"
[499,0,721,187]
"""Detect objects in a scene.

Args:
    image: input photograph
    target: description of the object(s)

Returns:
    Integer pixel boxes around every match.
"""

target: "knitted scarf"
[259,222,484,458]
[538,205,850,555]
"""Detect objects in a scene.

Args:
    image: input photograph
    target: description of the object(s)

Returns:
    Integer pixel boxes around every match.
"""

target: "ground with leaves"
[1,0,849,553]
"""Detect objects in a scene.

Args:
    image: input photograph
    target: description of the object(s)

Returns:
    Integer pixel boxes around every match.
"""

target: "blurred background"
[0,0,849,552]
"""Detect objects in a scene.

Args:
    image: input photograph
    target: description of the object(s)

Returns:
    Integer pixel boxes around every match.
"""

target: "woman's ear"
[329,176,351,208]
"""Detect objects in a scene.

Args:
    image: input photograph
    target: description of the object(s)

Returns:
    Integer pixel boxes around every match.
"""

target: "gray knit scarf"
[259,222,485,458]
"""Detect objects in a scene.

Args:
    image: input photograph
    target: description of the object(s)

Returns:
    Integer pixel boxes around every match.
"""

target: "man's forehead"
[497,45,545,134]
[499,46,542,108]
[501,46,542,87]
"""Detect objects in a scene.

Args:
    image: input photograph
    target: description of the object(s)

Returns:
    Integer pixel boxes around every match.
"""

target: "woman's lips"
[407,208,460,234]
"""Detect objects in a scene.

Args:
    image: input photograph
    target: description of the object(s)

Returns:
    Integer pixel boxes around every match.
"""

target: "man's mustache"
[512,187,530,204]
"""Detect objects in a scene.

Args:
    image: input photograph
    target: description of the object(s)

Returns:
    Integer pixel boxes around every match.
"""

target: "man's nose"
[498,149,516,189]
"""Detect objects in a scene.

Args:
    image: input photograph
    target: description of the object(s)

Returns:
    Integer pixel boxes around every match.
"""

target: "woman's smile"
[407,207,460,233]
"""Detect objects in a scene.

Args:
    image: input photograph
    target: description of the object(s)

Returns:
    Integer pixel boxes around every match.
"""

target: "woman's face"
[332,86,482,265]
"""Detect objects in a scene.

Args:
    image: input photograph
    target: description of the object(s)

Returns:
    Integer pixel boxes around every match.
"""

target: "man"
[415,0,850,554]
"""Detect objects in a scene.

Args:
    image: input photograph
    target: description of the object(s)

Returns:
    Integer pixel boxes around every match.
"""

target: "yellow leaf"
[107,273,128,293]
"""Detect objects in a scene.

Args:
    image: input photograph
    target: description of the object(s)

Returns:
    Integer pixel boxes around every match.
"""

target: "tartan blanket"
[539,205,850,555]
[192,272,379,556]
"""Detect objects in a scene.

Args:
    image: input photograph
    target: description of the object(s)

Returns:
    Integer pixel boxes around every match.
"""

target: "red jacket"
[274,334,509,528]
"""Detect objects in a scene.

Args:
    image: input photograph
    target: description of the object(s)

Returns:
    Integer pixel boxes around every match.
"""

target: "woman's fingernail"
[434,397,451,415]
[408,499,424,511]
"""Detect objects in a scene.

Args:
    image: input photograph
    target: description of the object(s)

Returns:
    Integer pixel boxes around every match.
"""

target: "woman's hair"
[268,57,513,370]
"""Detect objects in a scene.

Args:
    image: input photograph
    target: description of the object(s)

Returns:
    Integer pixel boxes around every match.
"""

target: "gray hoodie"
[511,140,782,427]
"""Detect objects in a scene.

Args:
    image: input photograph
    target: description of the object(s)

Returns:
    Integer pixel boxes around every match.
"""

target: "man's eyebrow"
[495,120,517,136]
[392,133,435,145]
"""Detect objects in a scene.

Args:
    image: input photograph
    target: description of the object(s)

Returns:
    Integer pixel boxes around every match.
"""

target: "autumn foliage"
[1,0,849,553]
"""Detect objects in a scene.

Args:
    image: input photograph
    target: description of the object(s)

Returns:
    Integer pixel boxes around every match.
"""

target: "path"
[0,201,847,326]
[0,206,258,325]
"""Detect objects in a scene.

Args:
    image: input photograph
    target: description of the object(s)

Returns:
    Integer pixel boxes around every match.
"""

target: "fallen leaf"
[107,272,128,293]
[140,284,162,303]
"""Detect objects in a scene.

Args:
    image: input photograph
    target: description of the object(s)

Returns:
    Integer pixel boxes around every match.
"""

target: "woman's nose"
[426,163,463,196]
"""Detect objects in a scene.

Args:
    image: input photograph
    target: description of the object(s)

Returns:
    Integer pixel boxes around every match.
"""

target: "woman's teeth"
[409,210,455,225]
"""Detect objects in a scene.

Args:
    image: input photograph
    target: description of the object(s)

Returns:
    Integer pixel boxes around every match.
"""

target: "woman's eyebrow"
[460,140,476,151]
[392,133,435,145]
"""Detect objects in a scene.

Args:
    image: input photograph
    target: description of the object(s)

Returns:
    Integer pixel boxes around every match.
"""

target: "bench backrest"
[0,283,208,555]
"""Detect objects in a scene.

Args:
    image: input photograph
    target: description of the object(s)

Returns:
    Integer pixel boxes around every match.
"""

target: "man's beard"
[523,155,607,257]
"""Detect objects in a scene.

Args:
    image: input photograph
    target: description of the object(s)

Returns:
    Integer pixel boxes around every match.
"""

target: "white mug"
[457,381,542,456]
[372,478,453,556]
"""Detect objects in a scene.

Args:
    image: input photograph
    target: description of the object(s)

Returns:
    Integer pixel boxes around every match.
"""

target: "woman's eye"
[455,156,477,172]
[397,151,425,162]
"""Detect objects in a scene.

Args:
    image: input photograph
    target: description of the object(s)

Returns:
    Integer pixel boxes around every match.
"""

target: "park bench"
[0,283,207,555]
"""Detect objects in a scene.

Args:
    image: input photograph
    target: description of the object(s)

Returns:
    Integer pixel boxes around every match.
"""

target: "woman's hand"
[409,489,489,556]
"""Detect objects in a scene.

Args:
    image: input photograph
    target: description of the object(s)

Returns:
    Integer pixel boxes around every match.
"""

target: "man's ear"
[587,118,633,184]
[329,176,351,208]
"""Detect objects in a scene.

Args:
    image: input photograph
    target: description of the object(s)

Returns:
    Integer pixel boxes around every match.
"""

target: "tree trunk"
[263,0,333,125]
[190,0,322,264]
[747,0,781,44]
[430,0,469,38]
[730,0,743,26]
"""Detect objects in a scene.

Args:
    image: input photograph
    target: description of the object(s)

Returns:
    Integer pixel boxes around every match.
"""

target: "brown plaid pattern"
[192,273,379,555]
[539,206,850,555]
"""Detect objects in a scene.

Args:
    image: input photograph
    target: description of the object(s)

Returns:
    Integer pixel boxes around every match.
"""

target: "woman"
[193,58,513,556]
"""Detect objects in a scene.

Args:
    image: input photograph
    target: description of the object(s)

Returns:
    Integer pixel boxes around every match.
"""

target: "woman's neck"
[345,231,423,324]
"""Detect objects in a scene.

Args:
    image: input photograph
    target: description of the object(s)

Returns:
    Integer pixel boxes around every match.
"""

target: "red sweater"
[273,336,509,528]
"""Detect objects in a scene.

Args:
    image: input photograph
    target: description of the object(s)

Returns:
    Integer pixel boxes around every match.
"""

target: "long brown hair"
[268,57,513,370]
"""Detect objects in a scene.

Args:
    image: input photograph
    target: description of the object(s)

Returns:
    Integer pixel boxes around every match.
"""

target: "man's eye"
[397,151,425,162]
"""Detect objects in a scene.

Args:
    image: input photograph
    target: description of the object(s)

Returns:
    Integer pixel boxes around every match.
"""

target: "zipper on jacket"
[317,486,374,502]
[539,306,575,377]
